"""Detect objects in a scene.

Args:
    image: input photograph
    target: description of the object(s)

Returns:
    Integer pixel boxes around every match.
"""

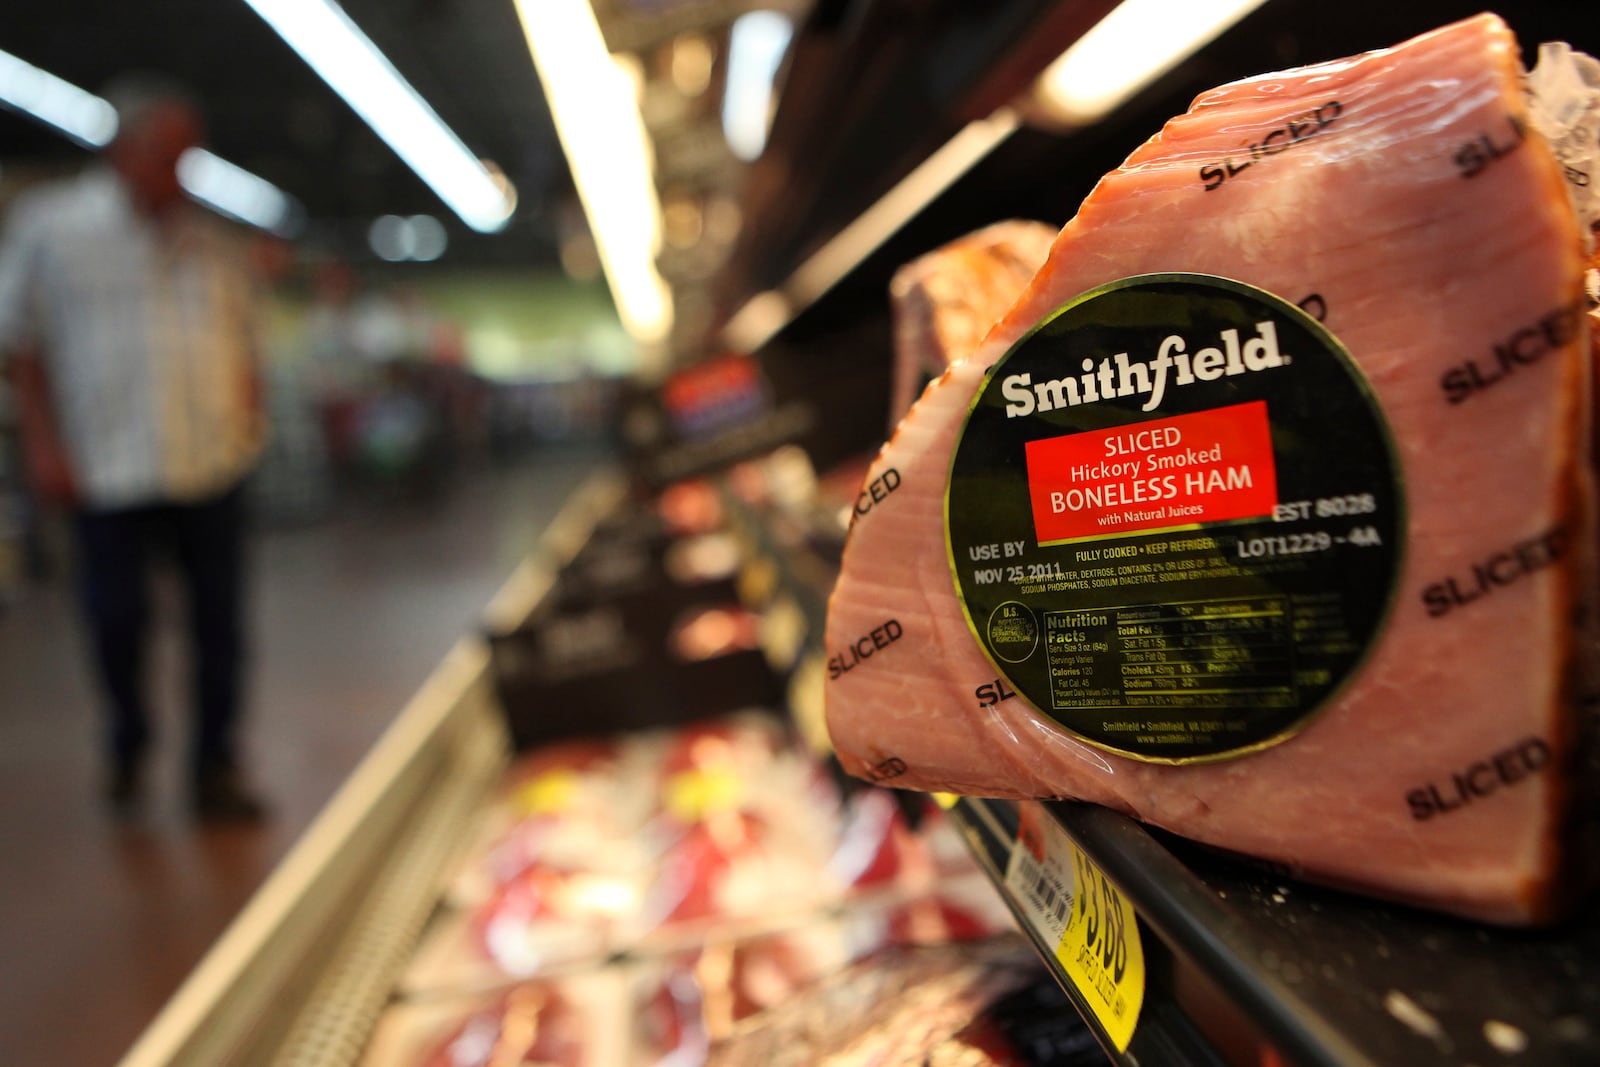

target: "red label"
[661,353,769,435]
[1025,401,1278,544]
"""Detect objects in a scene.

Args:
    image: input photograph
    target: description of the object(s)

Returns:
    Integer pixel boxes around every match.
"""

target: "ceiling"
[0,0,814,357]
[0,0,572,268]
[4,1,1595,364]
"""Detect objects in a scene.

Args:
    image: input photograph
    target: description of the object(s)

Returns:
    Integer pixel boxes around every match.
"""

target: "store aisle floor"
[0,447,610,1067]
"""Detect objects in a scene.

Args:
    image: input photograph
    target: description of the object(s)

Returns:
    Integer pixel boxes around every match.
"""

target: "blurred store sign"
[623,353,804,487]
[621,317,888,489]
[661,352,771,438]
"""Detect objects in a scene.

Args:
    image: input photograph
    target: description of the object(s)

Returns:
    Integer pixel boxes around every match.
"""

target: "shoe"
[192,764,270,824]
[105,757,144,816]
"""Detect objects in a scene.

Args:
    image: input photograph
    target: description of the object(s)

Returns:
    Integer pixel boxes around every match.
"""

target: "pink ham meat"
[826,14,1594,924]
[887,221,1058,428]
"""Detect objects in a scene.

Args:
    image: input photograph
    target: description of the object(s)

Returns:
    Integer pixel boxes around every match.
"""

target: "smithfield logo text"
[1002,320,1288,418]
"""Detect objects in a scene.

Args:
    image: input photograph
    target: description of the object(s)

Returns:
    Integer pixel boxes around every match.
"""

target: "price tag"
[1004,803,1145,1051]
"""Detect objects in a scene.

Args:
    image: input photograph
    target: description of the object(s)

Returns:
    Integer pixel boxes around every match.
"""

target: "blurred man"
[0,78,268,821]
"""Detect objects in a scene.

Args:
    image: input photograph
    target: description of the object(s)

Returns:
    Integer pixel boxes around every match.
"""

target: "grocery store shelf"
[947,796,1600,1067]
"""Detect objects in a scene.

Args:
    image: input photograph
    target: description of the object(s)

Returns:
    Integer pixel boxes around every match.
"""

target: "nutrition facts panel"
[1045,595,1296,714]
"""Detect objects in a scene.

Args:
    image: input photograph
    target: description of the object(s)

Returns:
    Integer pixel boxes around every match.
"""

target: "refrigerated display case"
[113,470,1087,1067]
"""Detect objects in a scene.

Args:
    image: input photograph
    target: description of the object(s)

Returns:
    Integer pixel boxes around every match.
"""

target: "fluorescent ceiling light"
[722,10,793,162]
[1037,0,1270,124]
[514,0,673,348]
[179,148,301,236]
[0,48,119,147]
[242,0,516,233]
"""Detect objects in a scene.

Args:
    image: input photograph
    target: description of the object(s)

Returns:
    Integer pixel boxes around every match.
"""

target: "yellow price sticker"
[1057,839,1145,1052]
[1004,804,1144,1052]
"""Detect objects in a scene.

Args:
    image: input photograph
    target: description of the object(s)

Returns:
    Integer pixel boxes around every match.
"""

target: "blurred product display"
[9,1,1596,1067]
[372,701,1036,1065]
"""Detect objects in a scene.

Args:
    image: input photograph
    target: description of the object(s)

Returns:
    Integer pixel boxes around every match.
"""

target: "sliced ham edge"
[887,220,1059,430]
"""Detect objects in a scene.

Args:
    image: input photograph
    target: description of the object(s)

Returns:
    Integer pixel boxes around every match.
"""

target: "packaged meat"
[826,15,1596,924]
[869,893,1006,950]
[637,810,831,934]
[703,938,1096,1067]
[417,985,586,1067]
[634,961,711,1067]
[445,737,658,909]
[361,969,633,1067]
[475,865,639,976]
[827,787,931,892]
[1526,39,1600,236]
[888,221,1058,429]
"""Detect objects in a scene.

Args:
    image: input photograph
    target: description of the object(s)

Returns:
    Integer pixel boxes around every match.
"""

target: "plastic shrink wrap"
[826,14,1600,925]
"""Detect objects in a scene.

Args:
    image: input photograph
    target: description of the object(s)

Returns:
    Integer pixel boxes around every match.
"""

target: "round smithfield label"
[946,274,1403,763]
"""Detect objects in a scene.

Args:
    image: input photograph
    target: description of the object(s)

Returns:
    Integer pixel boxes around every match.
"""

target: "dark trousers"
[73,485,248,778]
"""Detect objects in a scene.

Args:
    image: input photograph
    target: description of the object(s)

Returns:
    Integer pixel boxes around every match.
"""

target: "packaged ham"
[474,865,641,976]
[636,808,835,937]
[826,15,1597,924]
[483,743,634,878]
[887,221,1058,429]
[416,985,586,1067]
[703,938,1098,1066]
[445,737,658,910]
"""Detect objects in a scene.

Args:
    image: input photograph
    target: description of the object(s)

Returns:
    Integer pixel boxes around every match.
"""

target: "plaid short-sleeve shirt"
[0,169,265,509]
